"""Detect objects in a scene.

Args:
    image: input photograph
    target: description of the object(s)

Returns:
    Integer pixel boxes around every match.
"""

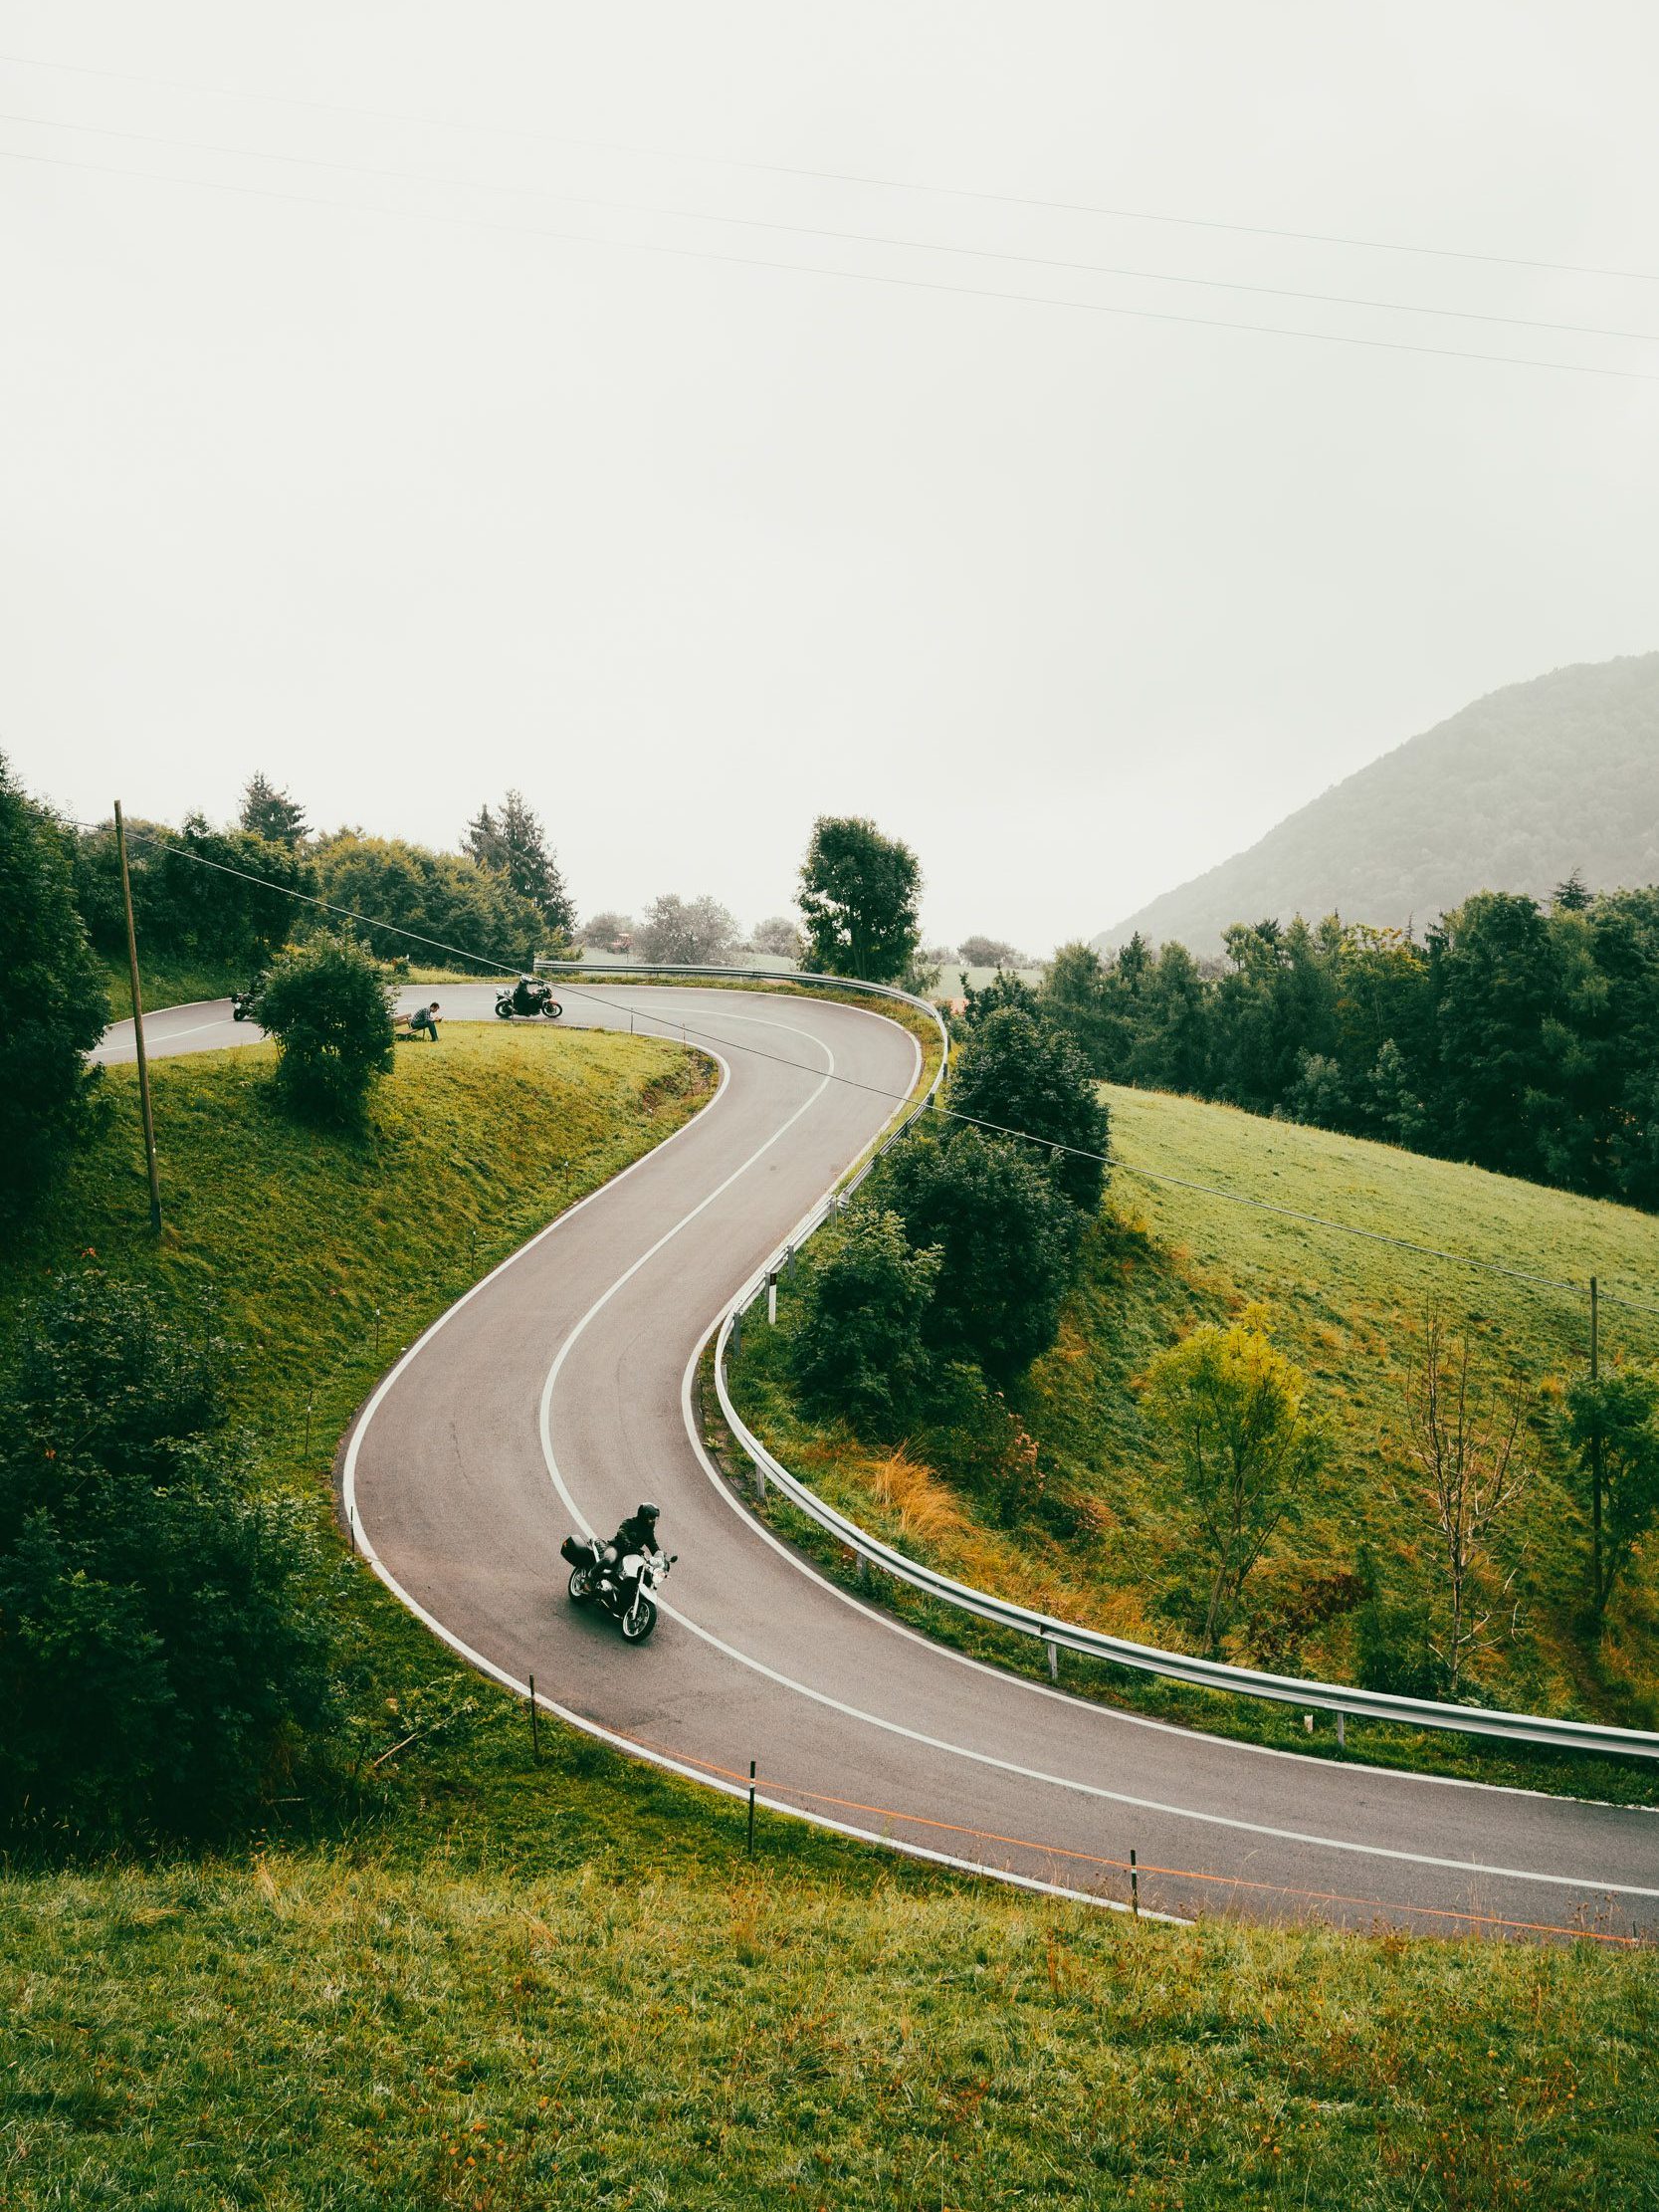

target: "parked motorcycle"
[230,988,259,1022]
[559,1533,675,1643]
[495,978,563,1020]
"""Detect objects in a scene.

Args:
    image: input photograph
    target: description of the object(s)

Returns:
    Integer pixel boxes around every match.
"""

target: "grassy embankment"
[5,1032,1659,2208]
[101,952,250,1023]
[725,1084,1659,1801]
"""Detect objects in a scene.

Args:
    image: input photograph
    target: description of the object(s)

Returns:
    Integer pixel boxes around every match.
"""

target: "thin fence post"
[767,1272,778,1326]
[1130,1848,1140,1919]
[528,1673,540,1761]
[746,1760,756,1857]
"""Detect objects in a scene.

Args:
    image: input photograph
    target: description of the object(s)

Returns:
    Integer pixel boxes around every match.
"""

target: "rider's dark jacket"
[610,1510,660,1560]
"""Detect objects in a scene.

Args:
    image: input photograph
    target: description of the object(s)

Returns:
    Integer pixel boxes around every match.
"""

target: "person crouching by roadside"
[408,1000,441,1042]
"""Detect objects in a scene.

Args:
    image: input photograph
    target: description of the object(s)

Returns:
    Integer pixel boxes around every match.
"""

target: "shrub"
[0,757,109,1218]
[0,1273,336,1846]
[253,932,395,1125]
[1353,1597,1444,1701]
[788,1208,940,1437]
[879,1127,1077,1385]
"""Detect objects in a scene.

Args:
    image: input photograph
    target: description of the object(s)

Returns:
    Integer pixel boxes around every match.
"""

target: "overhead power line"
[4,107,1656,350]
[96,821,1659,1320]
[3,45,1655,287]
[7,142,1656,385]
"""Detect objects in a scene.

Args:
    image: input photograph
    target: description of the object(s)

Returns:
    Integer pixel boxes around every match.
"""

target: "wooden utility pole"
[114,800,162,1235]
[1589,1275,1602,1606]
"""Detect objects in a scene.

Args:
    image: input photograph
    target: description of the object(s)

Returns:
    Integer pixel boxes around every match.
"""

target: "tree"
[239,773,309,848]
[1402,1315,1533,1695]
[1563,1367,1659,1614]
[0,1272,335,1844]
[1426,892,1557,1180]
[946,1004,1110,1216]
[1142,1313,1325,1657]
[73,814,312,972]
[750,915,805,962]
[788,1209,941,1436]
[463,789,575,936]
[311,832,545,971]
[879,1127,1077,1384]
[957,934,1024,969]
[581,910,635,954]
[0,758,110,1219]
[635,893,740,966]
[798,816,923,985]
[253,933,396,1125]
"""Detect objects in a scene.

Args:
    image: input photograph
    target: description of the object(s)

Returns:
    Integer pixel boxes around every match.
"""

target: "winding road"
[97,985,1659,1939]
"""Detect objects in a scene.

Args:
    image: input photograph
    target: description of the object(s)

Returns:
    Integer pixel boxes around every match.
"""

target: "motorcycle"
[559,1533,675,1643]
[495,979,563,1020]
[230,988,259,1023]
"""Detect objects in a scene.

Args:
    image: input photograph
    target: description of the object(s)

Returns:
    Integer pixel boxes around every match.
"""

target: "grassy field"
[5,1036,1659,2207]
[726,1084,1659,1797]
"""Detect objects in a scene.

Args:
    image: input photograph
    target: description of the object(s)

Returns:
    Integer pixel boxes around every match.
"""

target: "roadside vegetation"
[726,1073,1659,1799]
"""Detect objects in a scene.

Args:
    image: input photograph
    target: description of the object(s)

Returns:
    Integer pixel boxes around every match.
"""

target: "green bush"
[1353,1598,1444,1701]
[253,933,395,1125]
[73,813,312,972]
[0,757,109,1220]
[946,1005,1110,1216]
[879,1128,1077,1385]
[311,831,545,972]
[0,1274,336,1847]
[787,1208,940,1436]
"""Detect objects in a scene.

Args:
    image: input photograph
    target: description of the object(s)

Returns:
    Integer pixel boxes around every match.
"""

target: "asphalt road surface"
[97,986,1659,1939]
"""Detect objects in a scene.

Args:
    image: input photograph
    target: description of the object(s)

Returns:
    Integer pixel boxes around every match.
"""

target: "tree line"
[1032,878,1659,1212]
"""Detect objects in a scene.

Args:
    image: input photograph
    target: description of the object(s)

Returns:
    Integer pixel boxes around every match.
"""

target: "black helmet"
[638,1501,661,1523]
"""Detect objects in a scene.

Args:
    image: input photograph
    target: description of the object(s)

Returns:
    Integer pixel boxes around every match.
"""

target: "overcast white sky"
[3,3,1657,950]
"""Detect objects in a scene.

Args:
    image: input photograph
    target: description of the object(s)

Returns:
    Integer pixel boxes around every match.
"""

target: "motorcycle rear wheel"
[567,1564,595,1604]
[620,1598,658,1643]
[495,1000,515,1020]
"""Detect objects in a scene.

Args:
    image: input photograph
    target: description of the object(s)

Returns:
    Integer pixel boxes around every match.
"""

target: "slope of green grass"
[100,951,249,1024]
[5,1037,1658,2209]
[726,1085,1659,1796]
[7,1835,1655,2212]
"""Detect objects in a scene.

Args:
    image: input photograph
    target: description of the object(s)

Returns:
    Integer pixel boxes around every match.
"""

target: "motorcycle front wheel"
[542,999,562,1020]
[620,1598,658,1643]
[567,1564,595,1604]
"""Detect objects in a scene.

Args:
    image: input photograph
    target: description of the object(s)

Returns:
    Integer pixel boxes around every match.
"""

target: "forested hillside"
[1100,652,1659,955]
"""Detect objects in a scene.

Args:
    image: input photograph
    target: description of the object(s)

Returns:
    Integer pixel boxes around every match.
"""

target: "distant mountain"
[1097,651,1659,956]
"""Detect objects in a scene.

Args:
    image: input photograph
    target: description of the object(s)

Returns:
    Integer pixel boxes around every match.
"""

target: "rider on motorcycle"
[598,1501,662,1604]
[511,973,540,1015]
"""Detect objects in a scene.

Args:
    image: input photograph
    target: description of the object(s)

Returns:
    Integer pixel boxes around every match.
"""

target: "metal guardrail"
[635,961,1659,1767]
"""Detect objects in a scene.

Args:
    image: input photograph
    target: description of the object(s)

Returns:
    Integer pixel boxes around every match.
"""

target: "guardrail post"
[1337,1710,1346,1751]
[1046,1639,1058,1683]
[751,1459,766,1506]
[783,1244,795,1277]
[730,1307,741,1359]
